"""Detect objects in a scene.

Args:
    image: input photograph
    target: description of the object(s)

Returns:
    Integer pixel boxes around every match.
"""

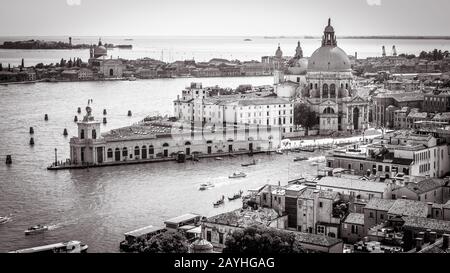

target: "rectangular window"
[317,226,325,234]
[369,212,374,218]
[219,233,224,244]
[207,231,212,242]
[319,202,323,208]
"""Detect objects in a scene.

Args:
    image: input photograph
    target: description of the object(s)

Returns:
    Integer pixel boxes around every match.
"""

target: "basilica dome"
[308,46,351,72]
[307,19,351,73]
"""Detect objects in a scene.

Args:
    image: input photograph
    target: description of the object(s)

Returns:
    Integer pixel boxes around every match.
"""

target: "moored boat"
[9,240,88,253]
[229,172,247,179]
[228,190,243,201]
[215,157,223,161]
[241,159,256,167]
[213,196,225,207]
[293,156,308,162]
[24,224,49,235]
[299,147,315,152]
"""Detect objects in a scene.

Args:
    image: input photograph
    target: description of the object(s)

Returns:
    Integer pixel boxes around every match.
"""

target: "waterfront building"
[99,58,124,78]
[78,68,94,81]
[67,103,281,167]
[61,70,79,81]
[326,130,450,179]
[173,82,294,134]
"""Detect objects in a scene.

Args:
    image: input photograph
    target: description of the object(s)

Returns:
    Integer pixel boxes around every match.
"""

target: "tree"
[223,225,305,254]
[293,103,318,132]
[140,232,188,253]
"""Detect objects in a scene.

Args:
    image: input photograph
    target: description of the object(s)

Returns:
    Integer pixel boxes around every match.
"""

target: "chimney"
[424,229,431,243]
[427,202,433,218]
[415,237,423,251]
[429,231,437,244]
[443,234,449,250]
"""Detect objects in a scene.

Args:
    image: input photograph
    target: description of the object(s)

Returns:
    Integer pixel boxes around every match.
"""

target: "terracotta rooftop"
[402,216,450,233]
[317,176,389,194]
[343,213,365,225]
[287,231,343,247]
[364,198,396,211]
[405,178,444,194]
[387,199,429,218]
[205,208,281,228]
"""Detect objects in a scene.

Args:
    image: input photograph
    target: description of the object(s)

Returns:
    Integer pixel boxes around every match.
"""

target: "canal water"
[0,76,325,252]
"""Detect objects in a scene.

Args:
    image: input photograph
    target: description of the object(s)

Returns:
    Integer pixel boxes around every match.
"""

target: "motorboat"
[228,191,243,201]
[128,76,137,81]
[215,157,223,161]
[0,216,11,224]
[9,241,88,253]
[229,172,247,179]
[293,157,308,162]
[310,162,319,166]
[276,150,284,155]
[241,159,256,167]
[24,224,49,235]
[199,182,214,191]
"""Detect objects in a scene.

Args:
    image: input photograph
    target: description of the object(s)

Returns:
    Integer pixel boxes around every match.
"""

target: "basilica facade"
[277,19,370,135]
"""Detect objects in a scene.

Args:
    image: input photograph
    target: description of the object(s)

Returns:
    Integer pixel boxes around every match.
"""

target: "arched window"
[149,145,154,155]
[341,83,344,89]
[310,83,313,89]
[122,147,128,157]
[185,141,191,146]
[107,148,113,158]
[109,69,114,77]
[80,129,85,139]
[134,146,140,156]
[323,107,335,114]
[163,143,169,147]
[314,83,318,90]
[330,84,336,98]
[141,145,147,159]
[92,129,97,139]
[346,83,349,89]
[322,84,329,98]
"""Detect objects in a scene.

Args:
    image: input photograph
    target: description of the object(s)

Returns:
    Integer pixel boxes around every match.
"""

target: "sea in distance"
[1,35,450,66]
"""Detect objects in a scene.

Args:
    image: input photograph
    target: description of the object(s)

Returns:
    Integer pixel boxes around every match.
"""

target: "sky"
[0,0,449,36]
